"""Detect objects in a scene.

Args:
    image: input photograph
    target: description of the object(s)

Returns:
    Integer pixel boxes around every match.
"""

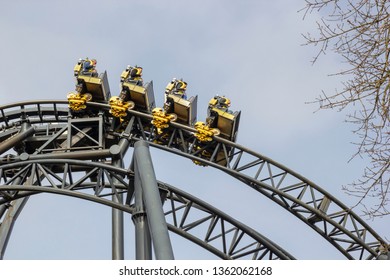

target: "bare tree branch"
[303,0,390,218]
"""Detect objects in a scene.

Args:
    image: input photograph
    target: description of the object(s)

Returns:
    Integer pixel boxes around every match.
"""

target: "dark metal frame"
[0,100,387,259]
[0,159,293,260]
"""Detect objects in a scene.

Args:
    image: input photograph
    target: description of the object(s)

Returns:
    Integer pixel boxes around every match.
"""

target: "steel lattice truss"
[0,159,292,260]
[0,100,387,259]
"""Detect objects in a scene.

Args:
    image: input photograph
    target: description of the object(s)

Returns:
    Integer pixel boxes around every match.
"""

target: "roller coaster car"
[192,96,240,166]
[119,66,155,113]
[163,79,197,126]
[164,94,197,126]
[73,59,111,103]
[206,96,241,142]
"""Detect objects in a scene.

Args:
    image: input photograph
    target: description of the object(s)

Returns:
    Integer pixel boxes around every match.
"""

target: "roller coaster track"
[0,100,387,259]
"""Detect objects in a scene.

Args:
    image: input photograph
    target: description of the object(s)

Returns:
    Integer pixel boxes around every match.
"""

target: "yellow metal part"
[121,66,143,83]
[74,63,82,76]
[109,96,135,121]
[165,81,175,93]
[78,75,102,86]
[74,58,97,76]
[193,159,206,166]
[194,121,220,142]
[165,79,187,97]
[131,66,143,78]
[75,71,110,102]
[151,108,177,134]
[120,69,128,82]
[192,146,211,166]
[209,96,231,109]
[67,92,92,111]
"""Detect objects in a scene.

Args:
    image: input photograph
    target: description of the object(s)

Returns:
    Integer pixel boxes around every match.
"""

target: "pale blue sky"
[0,0,388,259]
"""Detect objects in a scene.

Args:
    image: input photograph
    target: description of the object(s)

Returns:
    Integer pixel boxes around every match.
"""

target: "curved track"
[0,159,293,260]
[0,100,387,259]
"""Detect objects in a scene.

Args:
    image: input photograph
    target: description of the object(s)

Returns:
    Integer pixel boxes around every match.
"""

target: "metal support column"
[111,158,124,260]
[0,191,27,259]
[132,157,152,260]
[134,140,174,260]
[0,122,32,259]
[0,205,8,219]
[111,121,132,260]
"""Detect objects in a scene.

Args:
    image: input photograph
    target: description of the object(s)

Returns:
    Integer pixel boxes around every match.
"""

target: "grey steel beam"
[0,182,294,260]
[0,123,35,155]
[111,188,124,259]
[16,149,113,161]
[0,171,27,259]
[134,141,174,260]
[132,156,152,260]
[0,205,8,218]
[111,118,152,259]
[111,121,133,260]
[111,158,124,260]
[377,252,390,260]
[0,188,28,259]
[0,122,33,259]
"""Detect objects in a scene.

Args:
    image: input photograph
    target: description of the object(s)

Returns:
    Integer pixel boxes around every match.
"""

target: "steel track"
[0,100,387,259]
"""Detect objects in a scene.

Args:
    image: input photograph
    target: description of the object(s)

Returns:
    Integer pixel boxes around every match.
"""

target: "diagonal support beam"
[0,123,35,155]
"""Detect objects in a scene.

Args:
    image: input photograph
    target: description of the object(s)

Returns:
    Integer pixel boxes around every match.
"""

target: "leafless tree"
[303,0,390,218]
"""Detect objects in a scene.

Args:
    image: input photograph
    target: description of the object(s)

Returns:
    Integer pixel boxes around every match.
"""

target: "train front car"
[109,65,155,123]
[206,96,240,142]
[193,95,241,166]
[67,58,111,112]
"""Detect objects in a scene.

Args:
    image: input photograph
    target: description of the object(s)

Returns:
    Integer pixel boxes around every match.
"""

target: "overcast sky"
[0,0,388,260]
